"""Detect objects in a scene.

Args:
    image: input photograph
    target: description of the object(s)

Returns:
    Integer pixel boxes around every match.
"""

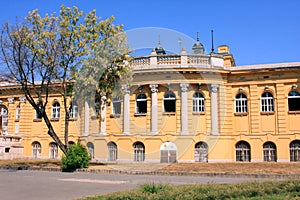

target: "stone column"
[180,83,189,135]
[100,95,106,135]
[149,84,158,134]
[210,84,219,135]
[84,100,89,136]
[122,86,130,135]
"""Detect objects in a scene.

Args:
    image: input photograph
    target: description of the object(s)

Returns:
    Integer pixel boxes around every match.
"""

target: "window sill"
[15,119,20,122]
[68,118,77,121]
[234,112,248,116]
[260,112,274,115]
[288,111,300,114]
[134,113,147,116]
[192,112,205,115]
[163,112,176,116]
[50,118,60,121]
[110,114,120,118]
[33,119,42,122]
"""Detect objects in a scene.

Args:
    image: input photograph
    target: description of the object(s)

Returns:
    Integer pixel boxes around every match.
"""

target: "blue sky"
[1,0,299,66]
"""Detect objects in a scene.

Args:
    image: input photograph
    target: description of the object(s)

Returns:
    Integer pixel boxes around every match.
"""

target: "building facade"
[1,41,300,163]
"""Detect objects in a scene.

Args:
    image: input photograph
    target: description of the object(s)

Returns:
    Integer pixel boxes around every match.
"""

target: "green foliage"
[80,180,300,200]
[61,143,91,171]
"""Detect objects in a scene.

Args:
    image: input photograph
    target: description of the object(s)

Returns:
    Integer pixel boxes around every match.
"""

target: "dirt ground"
[1,159,300,175]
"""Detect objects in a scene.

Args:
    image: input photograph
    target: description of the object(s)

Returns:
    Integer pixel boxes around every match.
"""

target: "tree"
[0,5,130,155]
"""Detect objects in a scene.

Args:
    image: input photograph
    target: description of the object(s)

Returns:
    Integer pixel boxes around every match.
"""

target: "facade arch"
[235,141,251,162]
[194,142,208,162]
[107,142,118,161]
[86,142,94,159]
[32,141,41,158]
[133,142,145,162]
[263,141,277,162]
[290,140,300,162]
[49,142,58,159]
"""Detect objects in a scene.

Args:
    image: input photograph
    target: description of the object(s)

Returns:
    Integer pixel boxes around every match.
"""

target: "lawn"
[80,180,300,200]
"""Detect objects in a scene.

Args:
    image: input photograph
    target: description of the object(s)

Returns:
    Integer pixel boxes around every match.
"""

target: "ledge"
[33,119,42,122]
[260,112,275,115]
[234,112,248,116]
[163,112,176,116]
[50,118,59,122]
[288,111,300,114]
[68,118,77,121]
[110,114,120,118]
[134,113,147,117]
[192,112,205,115]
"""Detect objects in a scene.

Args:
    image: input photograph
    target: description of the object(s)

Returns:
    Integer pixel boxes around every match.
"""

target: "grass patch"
[80,180,300,200]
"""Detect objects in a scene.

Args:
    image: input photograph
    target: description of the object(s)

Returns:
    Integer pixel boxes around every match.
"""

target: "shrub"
[61,143,91,172]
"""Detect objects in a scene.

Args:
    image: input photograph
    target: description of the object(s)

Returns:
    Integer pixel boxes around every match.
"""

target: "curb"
[1,166,299,179]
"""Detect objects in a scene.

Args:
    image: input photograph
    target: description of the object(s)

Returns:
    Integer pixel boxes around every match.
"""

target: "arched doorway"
[107,142,117,161]
[195,142,208,162]
[235,141,251,162]
[160,142,177,163]
[133,142,145,162]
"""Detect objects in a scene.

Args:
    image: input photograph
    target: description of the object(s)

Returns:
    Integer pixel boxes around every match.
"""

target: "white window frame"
[192,92,205,112]
[32,142,41,158]
[69,102,78,119]
[52,102,60,119]
[261,92,274,112]
[235,93,248,113]
[112,97,121,115]
[136,93,147,114]
[49,142,58,159]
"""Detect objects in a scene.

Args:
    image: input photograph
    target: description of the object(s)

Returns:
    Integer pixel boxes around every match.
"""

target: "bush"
[61,143,91,172]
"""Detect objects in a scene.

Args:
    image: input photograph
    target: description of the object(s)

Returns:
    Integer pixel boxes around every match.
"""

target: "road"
[0,170,266,200]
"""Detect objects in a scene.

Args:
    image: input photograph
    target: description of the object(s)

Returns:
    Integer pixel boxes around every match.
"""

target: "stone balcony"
[131,53,225,70]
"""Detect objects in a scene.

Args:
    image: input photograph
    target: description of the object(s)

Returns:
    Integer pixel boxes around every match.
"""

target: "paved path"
[0,170,266,200]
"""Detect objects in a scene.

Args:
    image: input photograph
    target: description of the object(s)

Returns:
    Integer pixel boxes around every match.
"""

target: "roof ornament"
[192,32,205,54]
[154,35,166,55]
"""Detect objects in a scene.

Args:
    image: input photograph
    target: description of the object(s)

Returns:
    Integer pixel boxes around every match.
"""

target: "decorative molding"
[19,96,26,103]
[210,84,219,93]
[149,84,158,93]
[122,85,130,94]
[180,83,189,92]
[8,97,14,104]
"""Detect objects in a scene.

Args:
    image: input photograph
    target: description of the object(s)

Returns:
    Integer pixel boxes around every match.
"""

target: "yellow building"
[1,40,300,163]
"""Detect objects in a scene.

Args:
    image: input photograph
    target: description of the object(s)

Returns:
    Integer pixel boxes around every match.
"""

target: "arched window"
[192,92,205,112]
[290,140,300,162]
[235,93,248,113]
[164,92,176,112]
[261,92,274,112]
[195,142,208,162]
[69,101,78,119]
[236,141,251,162]
[288,91,300,111]
[49,142,58,159]
[263,142,277,162]
[0,106,8,135]
[112,97,121,115]
[15,104,21,120]
[87,142,94,159]
[108,142,118,161]
[133,142,145,162]
[52,102,60,119]
[136,94,147,114]
[32,141,41,158]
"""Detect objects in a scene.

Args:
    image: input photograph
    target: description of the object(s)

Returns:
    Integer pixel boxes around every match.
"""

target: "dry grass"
[159,162,300,175]
[0,158,61,169]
